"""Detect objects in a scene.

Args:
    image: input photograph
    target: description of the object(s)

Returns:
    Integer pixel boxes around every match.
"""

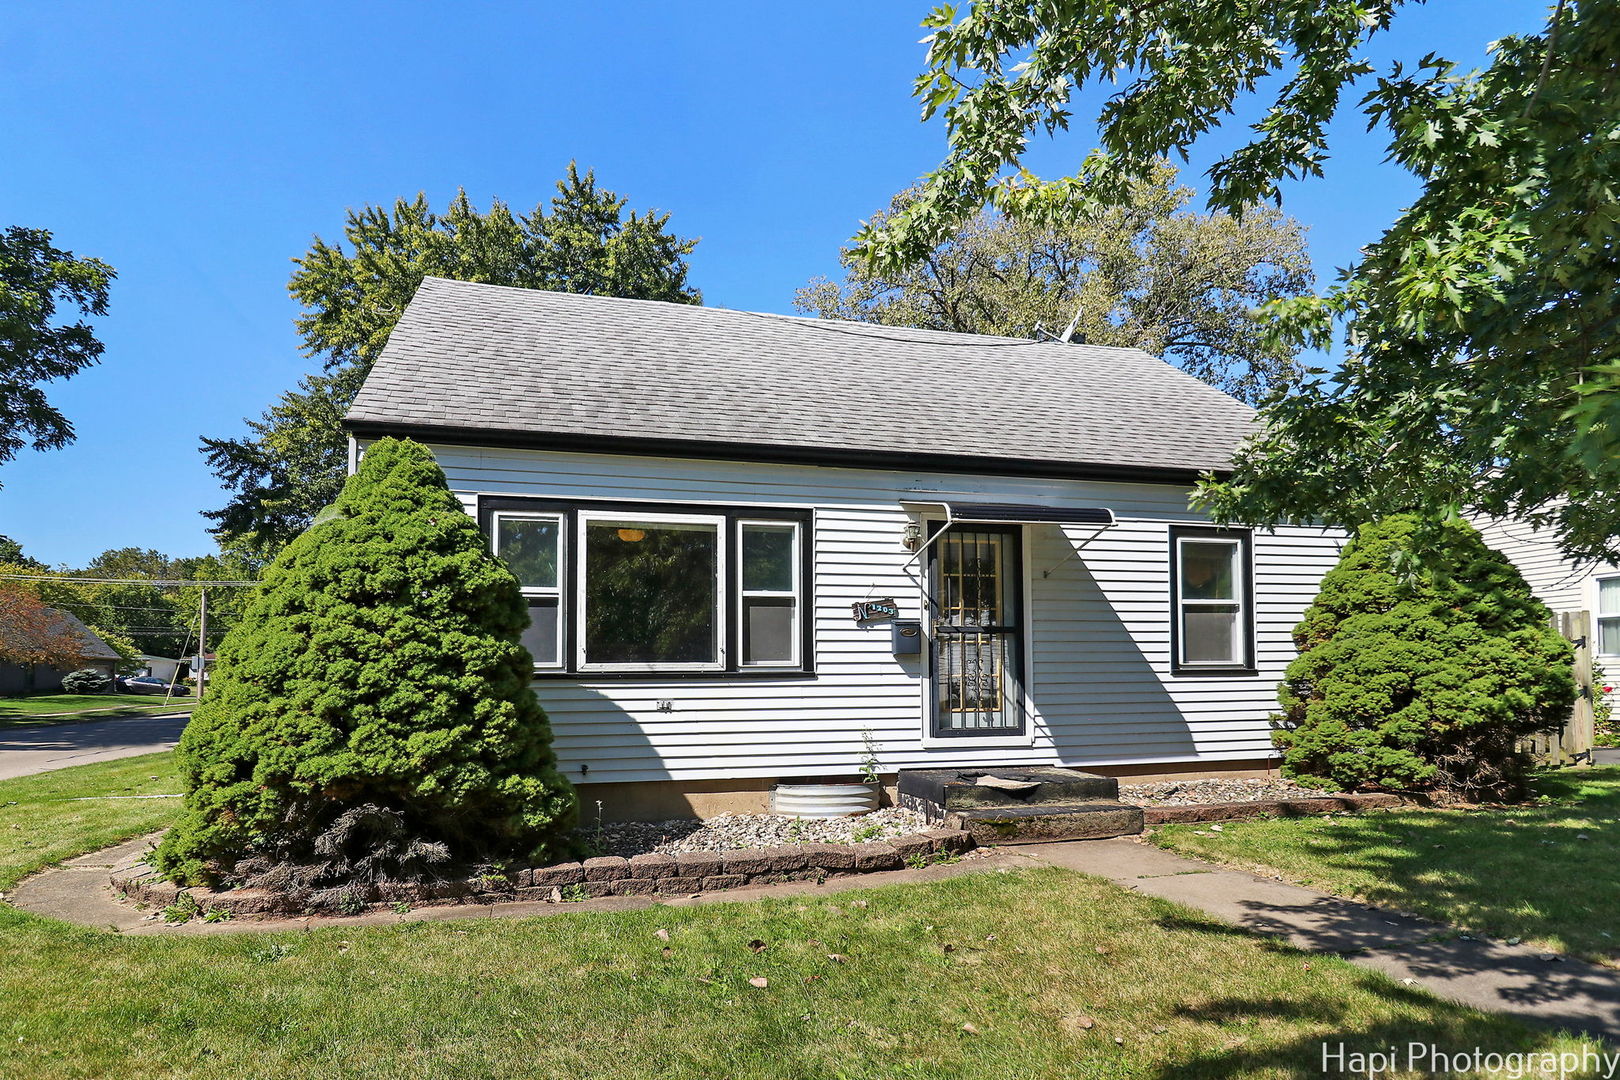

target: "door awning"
[901,500,1116,528]
[898,500,1115,568]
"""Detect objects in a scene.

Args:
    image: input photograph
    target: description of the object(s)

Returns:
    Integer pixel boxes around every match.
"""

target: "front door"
[927,524,1026,737]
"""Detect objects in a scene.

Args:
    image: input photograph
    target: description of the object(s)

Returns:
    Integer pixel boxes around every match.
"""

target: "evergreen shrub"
[1275,515,1575,800]
[154,438,576,886]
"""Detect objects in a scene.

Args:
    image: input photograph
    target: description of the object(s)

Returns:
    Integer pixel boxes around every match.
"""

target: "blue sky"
[1,1,1545,567]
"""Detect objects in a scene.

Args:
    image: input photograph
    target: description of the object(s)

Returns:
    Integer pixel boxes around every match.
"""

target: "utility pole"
[197,587,208,701]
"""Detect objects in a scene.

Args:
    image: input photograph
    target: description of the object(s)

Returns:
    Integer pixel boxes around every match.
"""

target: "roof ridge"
[414,275,1040,348]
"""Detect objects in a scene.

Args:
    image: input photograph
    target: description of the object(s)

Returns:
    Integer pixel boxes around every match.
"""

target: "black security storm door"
[928,524,1026,736]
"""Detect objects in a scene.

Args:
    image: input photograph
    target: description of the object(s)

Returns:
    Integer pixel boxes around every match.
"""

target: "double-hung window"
[1170,526,1254,673]
[493,513,564,668]
[1597,576,1620,658]
[483,497,811,676]
[739,520,801,667]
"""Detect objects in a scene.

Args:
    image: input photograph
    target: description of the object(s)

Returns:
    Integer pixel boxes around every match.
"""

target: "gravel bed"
[585,807,930,858]
[1120,777,1348,806]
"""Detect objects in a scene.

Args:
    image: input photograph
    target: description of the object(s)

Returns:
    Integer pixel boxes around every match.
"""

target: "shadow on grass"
[1155,767,1620,961]
[1154,980,1599,1080]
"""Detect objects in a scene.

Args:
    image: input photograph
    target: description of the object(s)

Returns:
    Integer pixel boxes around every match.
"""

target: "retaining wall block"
[582,856,631,882]
[853,843,902,872]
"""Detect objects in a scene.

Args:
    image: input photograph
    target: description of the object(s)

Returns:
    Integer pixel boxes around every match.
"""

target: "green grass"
[1153,766,1620,964]
[0,756,1603,1078]
[0,753,181,890]
[0,693,194,729]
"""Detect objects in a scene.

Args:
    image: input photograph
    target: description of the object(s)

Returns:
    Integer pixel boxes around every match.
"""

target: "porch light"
[902,523,923,552]
[616,528,646,543]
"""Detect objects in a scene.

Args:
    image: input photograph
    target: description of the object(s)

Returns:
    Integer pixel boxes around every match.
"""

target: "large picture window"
[581,514,722,670]
[1170,526,1254,673]
[483,497,811,677]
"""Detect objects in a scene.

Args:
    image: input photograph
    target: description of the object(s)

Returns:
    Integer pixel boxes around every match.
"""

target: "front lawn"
[1153,766,1620,964]
[0,693,194,729]
[0,756,1600,1079]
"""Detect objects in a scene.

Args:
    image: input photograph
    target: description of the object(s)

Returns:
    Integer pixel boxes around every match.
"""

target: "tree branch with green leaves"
[202,164,701,556]
[0,226,114,481]
[862,0,1620,561]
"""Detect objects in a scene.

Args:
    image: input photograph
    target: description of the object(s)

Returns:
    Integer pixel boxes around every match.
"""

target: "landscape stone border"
[108,829,977,918]
[1139,792,1407,825]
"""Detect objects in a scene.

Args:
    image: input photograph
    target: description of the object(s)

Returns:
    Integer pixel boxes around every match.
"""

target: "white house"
[343,277,1346,820]
[1475,515,1618,701]
[136,655,189,684]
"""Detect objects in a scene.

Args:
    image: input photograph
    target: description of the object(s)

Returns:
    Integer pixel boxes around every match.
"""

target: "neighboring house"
[136,655,190,684]
[0,609,122,695]
[1475,515,1616,706]
[342,277,1346,820]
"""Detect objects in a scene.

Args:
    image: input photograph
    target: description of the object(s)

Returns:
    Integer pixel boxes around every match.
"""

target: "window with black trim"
[492,512,564,668]
[1170,526,1254,673]
[1598,576,1620,658]
[739,520,801,667]
[482,497,812,677]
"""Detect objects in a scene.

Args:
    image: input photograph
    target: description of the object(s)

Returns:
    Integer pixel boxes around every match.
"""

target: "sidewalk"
[0,713,188,780]
[1014,838,1620,1041]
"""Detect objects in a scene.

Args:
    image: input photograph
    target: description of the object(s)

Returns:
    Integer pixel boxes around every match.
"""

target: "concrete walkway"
[1013,838,1620,1041]
[0,714,188,780]
[1594,747,1620,766]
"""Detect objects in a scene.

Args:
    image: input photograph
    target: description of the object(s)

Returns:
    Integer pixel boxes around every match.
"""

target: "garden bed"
[1118,777,1349,806]
[108,826,977,918]
[585,806,929,857]
[1116,777,1406,825]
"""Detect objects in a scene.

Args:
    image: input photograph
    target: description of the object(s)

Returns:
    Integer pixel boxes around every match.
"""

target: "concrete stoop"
[898,765,1145,843]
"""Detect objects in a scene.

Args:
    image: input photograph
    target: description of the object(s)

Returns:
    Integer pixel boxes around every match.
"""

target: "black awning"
[943,502,1115,527]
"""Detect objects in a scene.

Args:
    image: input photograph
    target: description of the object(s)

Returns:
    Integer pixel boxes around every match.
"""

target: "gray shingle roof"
[0,607,122,662]
[345,277,1256,477]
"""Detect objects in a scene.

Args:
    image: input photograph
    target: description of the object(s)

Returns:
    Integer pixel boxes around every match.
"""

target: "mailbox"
[891,620,922,656]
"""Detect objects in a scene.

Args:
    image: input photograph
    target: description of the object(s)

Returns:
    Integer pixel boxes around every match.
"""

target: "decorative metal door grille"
[929,526,1024,735]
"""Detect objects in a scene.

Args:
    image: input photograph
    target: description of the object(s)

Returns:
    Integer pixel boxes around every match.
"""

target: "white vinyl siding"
[393,442,1346,790]
[1472,513,1617,615]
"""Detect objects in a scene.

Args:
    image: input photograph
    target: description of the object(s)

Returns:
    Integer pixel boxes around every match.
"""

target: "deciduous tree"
[0,581,94,673]
[861,1,1620,560]
[204,166,700,555]
[800,165,1311,404]
[0,226,114,482]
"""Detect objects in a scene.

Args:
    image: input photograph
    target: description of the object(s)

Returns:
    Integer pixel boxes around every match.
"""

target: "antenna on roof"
[1033,305,1088,345]
[1057,303,1085,345]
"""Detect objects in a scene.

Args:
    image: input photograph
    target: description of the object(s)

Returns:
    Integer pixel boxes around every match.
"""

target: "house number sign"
[852,597,900,624]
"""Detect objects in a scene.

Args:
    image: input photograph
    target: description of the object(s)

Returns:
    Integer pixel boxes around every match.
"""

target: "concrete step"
[946,803,1145,844]
[898,765,1120,815]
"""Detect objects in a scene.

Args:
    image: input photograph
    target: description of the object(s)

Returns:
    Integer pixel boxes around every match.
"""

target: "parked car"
[119,676,185,696]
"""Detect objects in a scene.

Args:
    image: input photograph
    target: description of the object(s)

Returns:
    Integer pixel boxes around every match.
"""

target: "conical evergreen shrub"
[1275,515,1575,800]
[155,438,576,886]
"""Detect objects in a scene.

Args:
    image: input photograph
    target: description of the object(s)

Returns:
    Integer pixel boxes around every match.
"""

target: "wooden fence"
[1526,610,1595,767]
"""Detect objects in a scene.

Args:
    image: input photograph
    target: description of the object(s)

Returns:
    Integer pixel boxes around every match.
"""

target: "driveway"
[0,713,188,781]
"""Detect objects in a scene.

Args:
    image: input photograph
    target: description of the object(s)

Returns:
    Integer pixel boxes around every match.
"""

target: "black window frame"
[1168,524,1256,676]
[479,495,814,680]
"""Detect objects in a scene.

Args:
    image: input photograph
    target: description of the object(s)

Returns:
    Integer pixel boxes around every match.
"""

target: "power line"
[0,574,259,587]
